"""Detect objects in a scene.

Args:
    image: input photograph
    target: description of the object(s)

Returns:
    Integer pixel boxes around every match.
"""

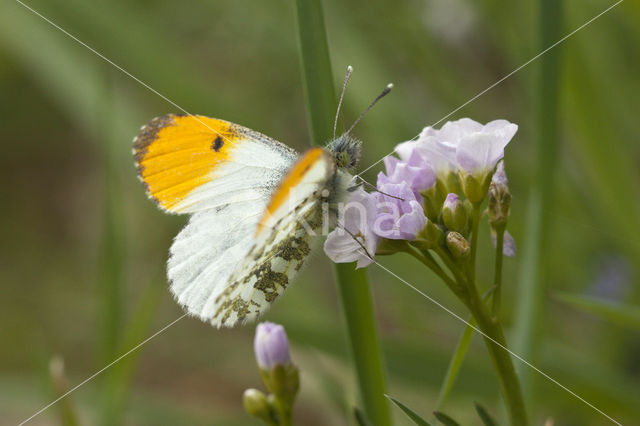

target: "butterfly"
[133,68,391,327]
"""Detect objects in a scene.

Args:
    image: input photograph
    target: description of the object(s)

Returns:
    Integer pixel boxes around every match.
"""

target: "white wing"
[208,148,337,327]
[133,114,297,322]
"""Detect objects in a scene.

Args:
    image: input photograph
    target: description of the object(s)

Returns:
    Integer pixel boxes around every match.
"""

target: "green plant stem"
[465,202,527,424]
[294,1,390,424]
[491,226,505,317]
[335,266,390,426]
[274,396,293,426]
[433,246,467,290]
[464,294,528,425]
[467,203,482,294]
[404,246,456,290]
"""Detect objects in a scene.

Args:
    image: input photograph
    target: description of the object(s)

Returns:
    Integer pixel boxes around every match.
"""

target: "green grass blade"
[294,1,390,424]
[385,395,432,426]
[435,319,475,410]
[354,406,374,426]
[433,411,461,426]
[512,0,564,399]
[294,0,337,145]
[554,293,640,330]
[474,402,498,426]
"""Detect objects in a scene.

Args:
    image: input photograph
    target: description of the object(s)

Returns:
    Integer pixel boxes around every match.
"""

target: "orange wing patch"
[256,147,327,235]
[133,114,239,212]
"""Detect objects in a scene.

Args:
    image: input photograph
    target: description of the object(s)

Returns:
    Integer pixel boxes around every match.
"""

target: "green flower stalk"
[246,322,299,426]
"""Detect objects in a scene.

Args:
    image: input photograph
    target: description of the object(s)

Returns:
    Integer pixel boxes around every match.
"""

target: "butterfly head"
[326,134,362,170]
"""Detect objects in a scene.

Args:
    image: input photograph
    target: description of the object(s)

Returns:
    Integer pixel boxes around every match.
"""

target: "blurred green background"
[1,0,639,424]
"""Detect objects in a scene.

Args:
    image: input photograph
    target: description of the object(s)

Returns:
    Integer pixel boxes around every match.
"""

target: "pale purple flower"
[324,188,379,268]
[397,118,517,180]
[379,150,435,199]
[443,193,460,211]
[492,160,508,186]
[373,179,427,240]
[396,126,457,178]
[454,119,517,177]
[254,322,291,370]
[491,229,516,257]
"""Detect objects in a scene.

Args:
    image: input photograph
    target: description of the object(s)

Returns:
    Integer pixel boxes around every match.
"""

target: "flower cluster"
[324,118,517,265]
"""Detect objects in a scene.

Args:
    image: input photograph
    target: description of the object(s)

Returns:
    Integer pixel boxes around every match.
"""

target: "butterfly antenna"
[345,83,393,136]
[334,65,354,139]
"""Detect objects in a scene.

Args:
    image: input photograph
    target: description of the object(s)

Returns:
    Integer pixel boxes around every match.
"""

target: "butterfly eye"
[337,151,350,168]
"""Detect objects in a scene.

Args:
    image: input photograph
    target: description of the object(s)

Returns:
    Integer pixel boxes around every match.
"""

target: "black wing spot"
[212,136,224,152]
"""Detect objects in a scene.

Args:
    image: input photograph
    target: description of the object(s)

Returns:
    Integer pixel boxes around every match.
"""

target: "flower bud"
[243,389,275,424]
[442,193,468,233]
[254,322,300,403]
[488,161,511,227]
[446,231,470,259]
[254,322,291,370]
[459,171,492,204]
[414,219,444,250]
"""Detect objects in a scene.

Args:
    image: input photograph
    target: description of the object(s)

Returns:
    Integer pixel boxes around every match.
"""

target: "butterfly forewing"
[134,114,299,324]
[209,148,337,327]
[133,114,296,214]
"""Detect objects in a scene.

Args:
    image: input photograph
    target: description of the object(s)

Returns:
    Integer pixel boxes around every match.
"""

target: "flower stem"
[466,202,483,297]
[294,1,390,424]
[405,246,452,285]
[465,203,527,425]
[433,246,467,290]
[335,266,391,426]
[491,226,505,317]
[274,396,292,426]
[465,296,528,426]
[404,246,463,298]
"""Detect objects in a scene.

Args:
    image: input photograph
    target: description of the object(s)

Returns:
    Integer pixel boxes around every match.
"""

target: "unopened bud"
[414,219,444,250]
[254,322,291,370]
[254,322,299,402]
[261,364,300,399]
[488,161,511,227]
[459,171,491,204]
[442,193,468,233]
[243,389,274,423]
[446,231,470,259]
